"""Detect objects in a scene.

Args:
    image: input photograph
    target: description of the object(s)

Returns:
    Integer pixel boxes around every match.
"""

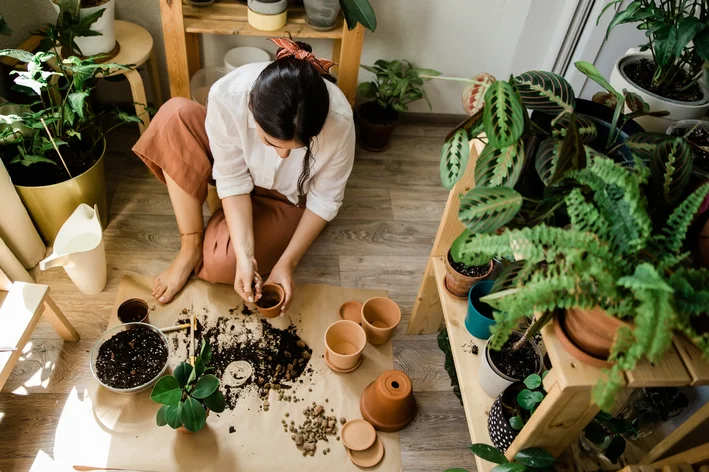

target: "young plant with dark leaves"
[581,411,636,464]
[506,373,548,432]
[339,0,376,32]
[444,444,555,472]
[47,0,108,56]
[358,60,440,114]
[151,339,226,432]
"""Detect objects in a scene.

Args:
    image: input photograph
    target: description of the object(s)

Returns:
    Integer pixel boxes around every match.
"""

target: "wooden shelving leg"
[641,401,709,464]
[505,370,600,460]
[185,32,201,79]
[331,38,342,66]
[407,260,443,335]
[337,24,364,106]
[159,0,191,99]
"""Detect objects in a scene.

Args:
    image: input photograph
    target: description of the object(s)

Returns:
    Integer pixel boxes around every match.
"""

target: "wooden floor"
[0,123,474,471]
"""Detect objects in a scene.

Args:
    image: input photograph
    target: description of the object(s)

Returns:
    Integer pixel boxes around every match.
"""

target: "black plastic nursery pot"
[356,101,400,152]
[488,382,525,452]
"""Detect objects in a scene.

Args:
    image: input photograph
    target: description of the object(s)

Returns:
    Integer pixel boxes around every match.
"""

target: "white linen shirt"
[205,62,355,222]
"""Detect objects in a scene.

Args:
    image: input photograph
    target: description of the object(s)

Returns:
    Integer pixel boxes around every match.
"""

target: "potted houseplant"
[465,279,498,338]
[667,120,709,179]
[618,387,689,440]
[602,0,709,131]
[0,36,144,242]
[488,373,547,452]
[578,412,635,465]
[356,59,440,151]
[50,0,117,57]
[151,339,227,433]
[444,236,494,299]
[445,444,555,472]
[478,330,543,399]
[303,0,376,32]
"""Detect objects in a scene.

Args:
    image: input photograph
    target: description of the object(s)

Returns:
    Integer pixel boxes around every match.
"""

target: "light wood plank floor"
[0,123,474,471]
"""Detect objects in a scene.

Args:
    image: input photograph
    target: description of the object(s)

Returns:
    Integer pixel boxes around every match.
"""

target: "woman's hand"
[265,263,294,315]
[234,256,262,303]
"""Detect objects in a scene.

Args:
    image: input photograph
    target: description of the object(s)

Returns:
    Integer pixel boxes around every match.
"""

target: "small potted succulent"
[445,444,555,472]
[478,330,543,399]
[150,339,227,433]
[356,59,440,151]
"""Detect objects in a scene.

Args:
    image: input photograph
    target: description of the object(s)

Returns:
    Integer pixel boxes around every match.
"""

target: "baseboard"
[399,112,467,126]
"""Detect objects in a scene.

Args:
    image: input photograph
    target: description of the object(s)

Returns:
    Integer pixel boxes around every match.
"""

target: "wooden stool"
[103,20,164,134]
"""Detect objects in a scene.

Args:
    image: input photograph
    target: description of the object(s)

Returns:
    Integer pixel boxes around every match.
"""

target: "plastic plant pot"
[465,280,496,339]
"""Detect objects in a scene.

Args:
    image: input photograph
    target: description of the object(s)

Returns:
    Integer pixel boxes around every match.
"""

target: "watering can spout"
[39,253,70,270]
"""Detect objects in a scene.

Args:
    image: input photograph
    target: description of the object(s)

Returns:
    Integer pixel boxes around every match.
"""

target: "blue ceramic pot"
[465,280,496,339]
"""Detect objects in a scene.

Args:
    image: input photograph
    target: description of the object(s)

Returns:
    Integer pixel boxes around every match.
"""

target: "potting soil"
[447,252,489,277]
[95,326,168,389]
[489,334,539,380]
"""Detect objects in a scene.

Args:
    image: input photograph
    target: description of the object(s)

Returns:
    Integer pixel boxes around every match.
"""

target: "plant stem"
[606,98,624,150]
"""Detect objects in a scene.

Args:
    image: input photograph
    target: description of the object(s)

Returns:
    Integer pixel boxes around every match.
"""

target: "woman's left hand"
[265,263,295,315]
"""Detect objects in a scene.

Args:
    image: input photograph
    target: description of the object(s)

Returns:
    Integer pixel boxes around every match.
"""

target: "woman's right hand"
[234,256,262,303]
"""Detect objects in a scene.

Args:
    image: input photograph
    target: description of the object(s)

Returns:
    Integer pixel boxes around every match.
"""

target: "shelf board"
[431,256,496,472]
[182,2,345,39]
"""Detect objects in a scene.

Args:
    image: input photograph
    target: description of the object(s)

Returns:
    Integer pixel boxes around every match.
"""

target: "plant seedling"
[150,338,226,432]
[445,443,556,472]
[507,372,548,431]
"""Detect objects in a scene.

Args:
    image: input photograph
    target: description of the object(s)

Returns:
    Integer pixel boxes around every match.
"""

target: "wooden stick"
[160,323,190,334]
[40,117,72,179]
[189,313,196,366]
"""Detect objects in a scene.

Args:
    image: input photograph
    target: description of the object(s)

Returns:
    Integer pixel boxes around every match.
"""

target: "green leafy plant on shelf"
[600,0,709,94]
[340,0,377,32]
[506,373,548,431]
[444,444,555,472]
[150,339,226,432]
[358,59,440,114]
[450,153,709,411]
[581,411,636,464]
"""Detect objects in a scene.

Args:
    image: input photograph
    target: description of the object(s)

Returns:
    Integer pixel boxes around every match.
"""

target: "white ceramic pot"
[666,118,709,137]
[223,47,271,71]
[610,49,709,132]
[478,332,542,398]
[50,0,116,56]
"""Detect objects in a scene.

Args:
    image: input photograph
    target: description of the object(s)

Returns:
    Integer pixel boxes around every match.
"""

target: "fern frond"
[669,267,709,317]
[655,183,709,257]
[566,188,612,244]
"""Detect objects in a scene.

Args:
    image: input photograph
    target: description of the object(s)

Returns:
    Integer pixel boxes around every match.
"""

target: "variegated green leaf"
[458,186,523,234]
[483,80,525,148]
[625,132,671,160]
[535,138,561,185]
[552,114,598,144]
[440,128,469,189]
[462,72,496,116]
[651,137,692,204]
[514,70,575,114]
[474,140,525,188]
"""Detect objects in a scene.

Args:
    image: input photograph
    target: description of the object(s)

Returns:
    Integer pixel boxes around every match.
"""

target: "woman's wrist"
[274,255,297,272]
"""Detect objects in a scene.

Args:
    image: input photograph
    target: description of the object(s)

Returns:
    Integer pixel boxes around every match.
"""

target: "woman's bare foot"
[153,234,203,304]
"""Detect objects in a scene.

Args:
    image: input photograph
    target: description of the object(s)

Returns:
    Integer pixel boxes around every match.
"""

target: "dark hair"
[249,42,334,198]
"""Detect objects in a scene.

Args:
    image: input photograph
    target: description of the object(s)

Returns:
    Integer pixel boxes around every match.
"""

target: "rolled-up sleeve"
[205,92,254,199]
[306,121,355,221]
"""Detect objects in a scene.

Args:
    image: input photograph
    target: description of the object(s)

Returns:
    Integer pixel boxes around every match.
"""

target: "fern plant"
[452,152,709,411]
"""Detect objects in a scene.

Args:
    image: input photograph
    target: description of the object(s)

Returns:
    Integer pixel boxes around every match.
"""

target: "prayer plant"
[151,339,226,433]
[451,154,709,411]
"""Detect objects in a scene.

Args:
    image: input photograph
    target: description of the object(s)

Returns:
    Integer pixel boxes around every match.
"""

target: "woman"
[132,38,355,313]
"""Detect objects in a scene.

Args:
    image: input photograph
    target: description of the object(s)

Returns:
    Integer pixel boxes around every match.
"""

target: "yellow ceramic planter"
[247,8,287,31]
[15,140,108,244]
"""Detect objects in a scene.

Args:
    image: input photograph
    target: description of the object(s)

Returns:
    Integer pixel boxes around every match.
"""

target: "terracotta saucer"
[339,300,363,324]
[347,436,385,468]
[341,419,376,452]
[324,350,363,373]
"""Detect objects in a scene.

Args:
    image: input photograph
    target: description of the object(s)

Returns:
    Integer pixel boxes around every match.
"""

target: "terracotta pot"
[563,306,625,360]
[555,312,611,368]
[360,369,415,432]
[356,102,400,152]
[177,408,210,433]
[324,320,366,371]
[444,253,494,299]
[117,298,150,324]
[361,297,401,346]
[255,283,285,318]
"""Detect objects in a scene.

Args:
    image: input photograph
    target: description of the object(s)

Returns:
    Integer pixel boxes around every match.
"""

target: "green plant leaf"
[468,444,508,464]
[490,260,528,295]
[483,80,525,148]
[339,0,377,31]
[623,90,650,113]
[200,339,212,365]
[11,153,57,167]
[575,61,620,97]
[114,110,143,124]
[444,110,484,142]
[462,72,496,116]
[475,141,525,189]
[0,49,34,63]
[156,405,169,426]
[203,389,227,413]
[674,17,704,58]
[592,91,618,109]
[191,374,219,399]
[514,448,555,468]
[173,362,193,389]
[694,28,709,62]
[551,113,597,144]
[358,81,377,99]
[180,396,207,432]
[551,114,584,183]
[165,403,182,429]
[457,187,523,234]
[150,376,182,405]
[654,25,678,69]
[625,132,670,160]
[515,70,575,114]
[491,464,527,472]
[650,137,692,204]
[517,389,540,410]
[67,90,90,120]
[523,373,542,389]
[509,415,524,431]
[534,138,561,186]
[194,356,206,379]
[440,128,469,189]
[0,16,11,36]
[605,0,641,38]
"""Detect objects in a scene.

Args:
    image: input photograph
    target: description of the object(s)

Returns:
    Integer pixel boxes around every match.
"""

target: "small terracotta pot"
[555,312,611,368]
[361,297,401,346]
[360,369,415,432]
[117,298,150,324]
[255,283,285,318]
[177,408,210,433]
[563,306,625,360]
[444,253,494,299]
[324,320,366,371]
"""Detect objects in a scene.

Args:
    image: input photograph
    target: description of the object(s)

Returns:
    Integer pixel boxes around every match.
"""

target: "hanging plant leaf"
[535,138,561,185]
[623,89,649,113]
[483,80,525,149]
[625,132,671,160]
[651,137,692,204]
[474,140,525,188]
[444,110,483,142]
[462,72,496,116]
[458,187,523,234]
[592,91,618,109]
[514,70,575,114]
[440,128,470,189]
[552,113,597,144]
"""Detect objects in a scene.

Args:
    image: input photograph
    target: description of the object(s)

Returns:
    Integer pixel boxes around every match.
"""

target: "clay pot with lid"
[360,369,416,432]
[324,320,366,372]
[255,283,285,318]
[361,297,401,345]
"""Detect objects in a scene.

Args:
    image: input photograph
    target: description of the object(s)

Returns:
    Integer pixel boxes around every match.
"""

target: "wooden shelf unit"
[158,0,364,104]
[408,140,709,471]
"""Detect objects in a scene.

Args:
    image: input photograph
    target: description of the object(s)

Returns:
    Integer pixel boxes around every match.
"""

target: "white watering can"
[40,204,107,295]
